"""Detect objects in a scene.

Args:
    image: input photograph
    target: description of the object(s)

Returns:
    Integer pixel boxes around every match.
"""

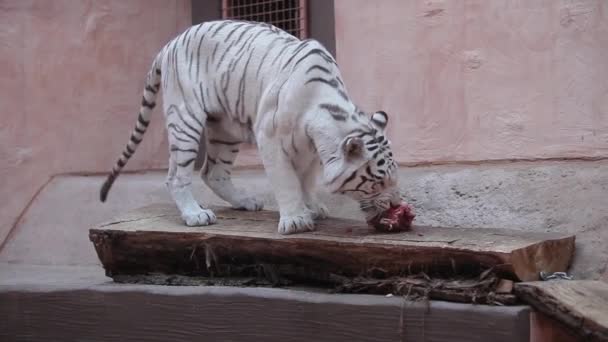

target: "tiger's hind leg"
[165,105,217,226]
[201,137,264,211]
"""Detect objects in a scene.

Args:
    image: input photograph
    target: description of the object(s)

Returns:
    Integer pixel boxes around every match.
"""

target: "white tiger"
[100,20,402,235]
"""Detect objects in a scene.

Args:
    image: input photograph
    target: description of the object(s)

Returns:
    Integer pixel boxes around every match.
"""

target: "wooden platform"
[515,280,608,341]
[0,263,533,342]
[90,203,574,286]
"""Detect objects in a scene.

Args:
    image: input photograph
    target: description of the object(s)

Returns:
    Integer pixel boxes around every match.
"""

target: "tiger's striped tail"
[99,58,162,202]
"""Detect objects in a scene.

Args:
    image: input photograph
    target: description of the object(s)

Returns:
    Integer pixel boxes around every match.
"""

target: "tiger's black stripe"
[290,133,299,154]
[188,24,203,75]
[209,139,241,146]
[184,29,195,72]
[178,157,196,167]
[236,52,254,120]
[230,24,258,57]
[214,81,229,114]
[195,27,207,78]
[305,77,348,100]
[243,27,268,53]
[223,23,246,43]
[221,72,234,115]
[137,115,150,127]
[145,85,157,94]
[171,146,198,153]
[168,123,199,143]
[306,64,331,74]
[339,170,358,189]
[180,26,193,47]
[192,83,207,116]
[130,133,142,144]
[281,39,312,70]
[319,103,348,121]
[271,41,299,66]
[271,77,290,132]
[255,37,286,79]
[211,42,220,63]
[293,48,337,69]
[355,175,371,190]
[211,20,236,38]
[173,50,204,130]
[141,97,155,109]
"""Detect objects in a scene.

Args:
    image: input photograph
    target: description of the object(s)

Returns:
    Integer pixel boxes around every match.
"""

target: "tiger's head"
[323,110,402,221]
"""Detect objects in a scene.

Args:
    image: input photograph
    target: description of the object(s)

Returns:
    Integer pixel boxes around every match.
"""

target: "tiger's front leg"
[257,135,315,235]
[301,162,329,220]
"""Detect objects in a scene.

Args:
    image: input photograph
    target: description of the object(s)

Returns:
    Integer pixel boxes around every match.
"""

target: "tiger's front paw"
[182,207,217,226]
[233,196,264,211]
[278,214,315,235]
[308,202,329,220]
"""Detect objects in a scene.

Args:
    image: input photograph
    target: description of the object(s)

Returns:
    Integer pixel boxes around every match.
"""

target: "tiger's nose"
[390,194,401,206]
[386,173,398,188]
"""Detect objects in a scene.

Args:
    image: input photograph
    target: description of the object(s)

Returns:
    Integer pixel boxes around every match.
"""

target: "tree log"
[90,204,575,286]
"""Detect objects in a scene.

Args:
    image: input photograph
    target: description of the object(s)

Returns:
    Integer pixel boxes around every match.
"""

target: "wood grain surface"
[90,204,575,282]
[1,288,531,342]
[515,280,608,341]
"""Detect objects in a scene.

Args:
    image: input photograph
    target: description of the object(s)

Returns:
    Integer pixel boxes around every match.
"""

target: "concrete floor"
[1,160,607,281]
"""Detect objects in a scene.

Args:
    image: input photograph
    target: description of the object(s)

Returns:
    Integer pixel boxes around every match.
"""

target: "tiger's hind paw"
[278,214,315,235]
[182,207,217,226]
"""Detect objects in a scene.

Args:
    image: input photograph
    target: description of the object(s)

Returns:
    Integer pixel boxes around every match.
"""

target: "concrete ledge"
[2,161,607,280]
[0,264,531,342]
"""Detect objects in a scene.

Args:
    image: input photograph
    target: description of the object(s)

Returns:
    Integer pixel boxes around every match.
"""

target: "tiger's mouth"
[359,198,390,222]
[357,188,402,221]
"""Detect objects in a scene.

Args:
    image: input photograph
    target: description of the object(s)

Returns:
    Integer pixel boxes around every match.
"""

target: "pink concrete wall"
[0,0,191,245]
[335,0,608,164]
[3,0,607,247]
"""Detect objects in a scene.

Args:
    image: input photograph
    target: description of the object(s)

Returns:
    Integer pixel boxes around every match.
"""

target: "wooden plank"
[90,203,574,284]
[515,281,608,342]
[0,286,532,342]
[530,312,582,342]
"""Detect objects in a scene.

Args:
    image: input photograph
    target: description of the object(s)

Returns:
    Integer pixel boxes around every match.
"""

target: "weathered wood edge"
[510,236,576,281]
[88,225,573,285]
[109,272,520,306]
[514,281,608,342]
[89,227,509,279]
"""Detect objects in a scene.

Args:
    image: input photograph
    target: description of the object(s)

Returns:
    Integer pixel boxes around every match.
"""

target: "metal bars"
[222,0,308,39]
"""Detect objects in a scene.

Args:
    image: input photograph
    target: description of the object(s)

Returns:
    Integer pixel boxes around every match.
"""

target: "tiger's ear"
[371,111,388,132]
[343,136,364,159]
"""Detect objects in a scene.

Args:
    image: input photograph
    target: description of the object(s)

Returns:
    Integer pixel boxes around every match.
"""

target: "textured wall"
[0,0,191,245]
[3,0,608,248]
[335,0,608,164]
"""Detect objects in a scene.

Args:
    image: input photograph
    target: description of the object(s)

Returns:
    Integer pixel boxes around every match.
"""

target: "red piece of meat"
[367,203,415,232]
